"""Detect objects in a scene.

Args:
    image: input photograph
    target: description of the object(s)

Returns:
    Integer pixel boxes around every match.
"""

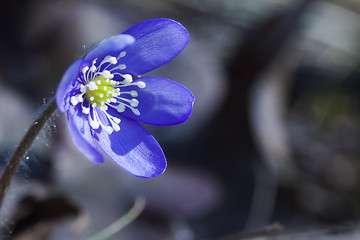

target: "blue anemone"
[56,18,194,178]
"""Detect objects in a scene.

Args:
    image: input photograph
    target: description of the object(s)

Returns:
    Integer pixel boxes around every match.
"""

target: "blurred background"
[1,0,360,239]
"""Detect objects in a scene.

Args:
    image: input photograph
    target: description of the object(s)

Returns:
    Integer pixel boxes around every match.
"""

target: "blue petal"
[84,34,135,62]
[120,76,195,126]
[120,18,190,75]
[92,112,167,178]
[67,105,105,164]
[56,59,82,112]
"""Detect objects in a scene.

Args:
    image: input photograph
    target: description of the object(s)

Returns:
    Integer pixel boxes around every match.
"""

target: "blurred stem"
[0,98,57,209]
[216,222,284,240]
[87,196,146,240]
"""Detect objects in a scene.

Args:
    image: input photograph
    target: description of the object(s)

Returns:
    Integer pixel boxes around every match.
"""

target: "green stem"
[0,98,57,209]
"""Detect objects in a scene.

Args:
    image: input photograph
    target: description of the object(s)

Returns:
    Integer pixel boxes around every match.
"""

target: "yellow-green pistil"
[86,76,120,110]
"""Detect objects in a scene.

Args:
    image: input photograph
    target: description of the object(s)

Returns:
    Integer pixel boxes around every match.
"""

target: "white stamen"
[82,107,90,114]
[118,64,126,70]
[71,96,79,105]
[76,95,84,103]
[103,55,117,64]
[113,124,120,132]
[87,81,98,91]
[90,65,97,72]
[109,57,117,64]
[132,109,140,116]
[136,81,146,88]
[102,70,113,79]
[80,85,86,93]
[116,104,126,112]
[113,117,121,124]
[119,51,126,58]
[103,126,113,134]
[130,90,138,97]
[82,66,89,74]
[90,121,100,129]
[70,93,84,106]
[123,74,133,83]
[130,99,139,107]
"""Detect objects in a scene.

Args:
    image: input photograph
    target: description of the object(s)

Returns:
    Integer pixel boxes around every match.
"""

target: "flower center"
[85,76,119,108]
[70,52,146,134]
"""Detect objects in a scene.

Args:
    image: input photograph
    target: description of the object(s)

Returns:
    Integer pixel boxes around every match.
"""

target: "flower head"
[56,19,194,178]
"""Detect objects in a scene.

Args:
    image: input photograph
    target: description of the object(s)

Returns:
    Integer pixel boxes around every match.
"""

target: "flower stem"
[0,98,57,209]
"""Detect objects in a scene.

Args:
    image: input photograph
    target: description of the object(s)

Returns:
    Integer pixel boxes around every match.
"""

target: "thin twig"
[87,196,146,240]
[216,222,284,240]
[0,98,57,209]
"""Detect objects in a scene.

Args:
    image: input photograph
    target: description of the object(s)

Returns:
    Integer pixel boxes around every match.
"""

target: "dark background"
[1,0,360,239]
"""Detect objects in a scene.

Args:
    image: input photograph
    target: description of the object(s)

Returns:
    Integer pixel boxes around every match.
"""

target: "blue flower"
[56,19,194,178]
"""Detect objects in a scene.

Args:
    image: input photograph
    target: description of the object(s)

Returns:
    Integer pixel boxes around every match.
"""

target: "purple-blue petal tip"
[120,18,190,75]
